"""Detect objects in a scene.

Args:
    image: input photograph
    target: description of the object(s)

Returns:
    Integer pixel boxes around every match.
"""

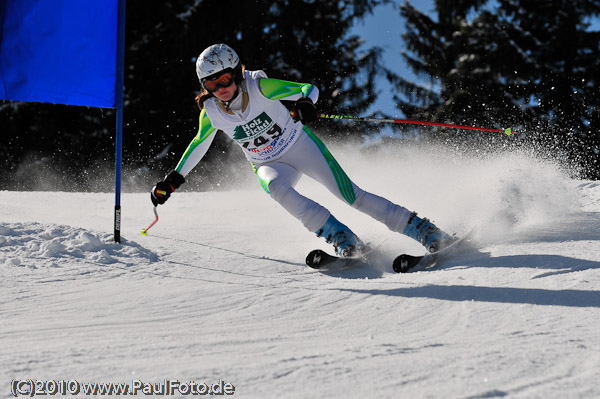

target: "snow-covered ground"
[2,144,600,398]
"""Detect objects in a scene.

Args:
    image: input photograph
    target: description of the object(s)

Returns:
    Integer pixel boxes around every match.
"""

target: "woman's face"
[213,82,237,102]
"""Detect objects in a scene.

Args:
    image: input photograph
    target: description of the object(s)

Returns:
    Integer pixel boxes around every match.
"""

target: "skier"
[150,43,453,257]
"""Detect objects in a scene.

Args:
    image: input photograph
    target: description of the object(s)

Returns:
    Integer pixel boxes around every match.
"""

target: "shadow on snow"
[341,284,600,308]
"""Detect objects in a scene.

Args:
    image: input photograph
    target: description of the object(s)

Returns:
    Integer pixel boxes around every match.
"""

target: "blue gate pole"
[114,0,126,243]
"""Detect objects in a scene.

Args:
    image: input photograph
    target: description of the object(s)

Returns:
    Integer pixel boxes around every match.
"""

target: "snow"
[2,144,600,398]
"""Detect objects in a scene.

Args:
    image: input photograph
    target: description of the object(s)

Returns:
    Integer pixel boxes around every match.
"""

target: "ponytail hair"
[195,65,246,110]
[195,90,213,110]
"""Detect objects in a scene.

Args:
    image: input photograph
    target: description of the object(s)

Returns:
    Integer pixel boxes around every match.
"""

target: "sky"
[351,0,436,119]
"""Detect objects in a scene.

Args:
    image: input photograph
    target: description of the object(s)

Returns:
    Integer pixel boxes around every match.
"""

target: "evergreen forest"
[1,0,599,191]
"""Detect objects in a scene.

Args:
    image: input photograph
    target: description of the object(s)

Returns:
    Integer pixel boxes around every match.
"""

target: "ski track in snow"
[1,147,600,398]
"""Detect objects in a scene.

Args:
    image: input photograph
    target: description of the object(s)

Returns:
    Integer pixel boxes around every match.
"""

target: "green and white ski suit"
[175,70,412,234]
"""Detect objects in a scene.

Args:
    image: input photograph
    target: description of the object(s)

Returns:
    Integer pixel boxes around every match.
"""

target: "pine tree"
[393,0,600,177]
[496,0,600,177]
[391,0,536,132]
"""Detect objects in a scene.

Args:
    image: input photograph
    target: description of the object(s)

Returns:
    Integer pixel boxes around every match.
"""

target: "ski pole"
[319,113,512,136]
[140,206,159,236]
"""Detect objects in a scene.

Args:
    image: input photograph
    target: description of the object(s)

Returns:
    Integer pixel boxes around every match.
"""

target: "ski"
[305,246,373,270]
[393,228,476,273]
[306,249,342,269]
[393,253,434,273]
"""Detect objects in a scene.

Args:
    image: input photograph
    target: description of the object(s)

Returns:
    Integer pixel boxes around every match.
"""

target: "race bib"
[233,112,283,153]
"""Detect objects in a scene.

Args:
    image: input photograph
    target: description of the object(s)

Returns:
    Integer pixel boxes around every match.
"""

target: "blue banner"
[0,0,118,108]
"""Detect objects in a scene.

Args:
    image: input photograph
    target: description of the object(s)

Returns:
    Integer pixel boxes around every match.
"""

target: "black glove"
[151,170,185,206]
[291,97,317,124]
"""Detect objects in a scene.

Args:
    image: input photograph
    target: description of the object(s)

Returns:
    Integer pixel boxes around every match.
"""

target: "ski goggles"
[202,71,234,93]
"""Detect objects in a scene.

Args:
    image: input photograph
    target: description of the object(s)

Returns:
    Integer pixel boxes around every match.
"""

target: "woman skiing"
[151,43,453,258]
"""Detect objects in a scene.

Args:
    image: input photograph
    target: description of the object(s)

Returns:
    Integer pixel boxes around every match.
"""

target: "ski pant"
[253,127,413,234]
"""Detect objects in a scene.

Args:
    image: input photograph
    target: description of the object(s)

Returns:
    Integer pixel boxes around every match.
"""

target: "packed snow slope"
[2,144,600,399]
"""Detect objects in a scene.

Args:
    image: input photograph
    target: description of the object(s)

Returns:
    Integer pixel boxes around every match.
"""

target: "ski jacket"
[175,70,319,177]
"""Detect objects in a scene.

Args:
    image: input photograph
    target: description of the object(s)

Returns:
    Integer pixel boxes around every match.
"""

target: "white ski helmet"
[196,44,242,86]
